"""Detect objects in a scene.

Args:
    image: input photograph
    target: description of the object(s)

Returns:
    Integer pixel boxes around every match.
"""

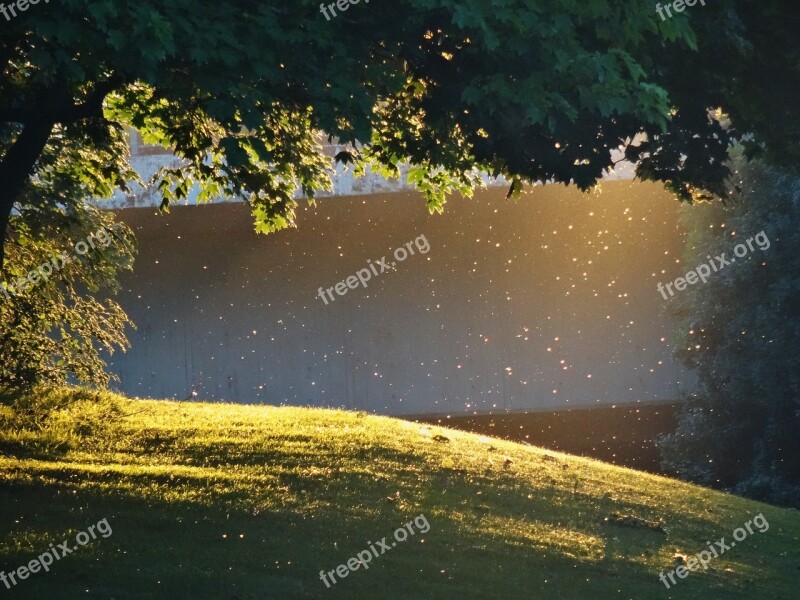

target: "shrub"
[0,202,135,392]
[659,153,800,508]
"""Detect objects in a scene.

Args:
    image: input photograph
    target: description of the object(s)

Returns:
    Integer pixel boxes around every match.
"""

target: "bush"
[659,153,800,508]
[0,202,135,392]
[1,119,137,392]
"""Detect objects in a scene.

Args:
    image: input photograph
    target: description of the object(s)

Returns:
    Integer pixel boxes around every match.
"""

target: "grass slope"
[0,390,798,599]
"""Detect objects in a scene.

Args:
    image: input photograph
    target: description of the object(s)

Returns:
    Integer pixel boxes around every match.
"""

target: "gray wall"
[109,181,691,416]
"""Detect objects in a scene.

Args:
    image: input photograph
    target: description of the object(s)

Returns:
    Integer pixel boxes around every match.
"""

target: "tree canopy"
[1,0,799,268]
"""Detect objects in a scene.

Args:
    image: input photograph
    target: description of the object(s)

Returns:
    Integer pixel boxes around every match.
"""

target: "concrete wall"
[109,180,691,416]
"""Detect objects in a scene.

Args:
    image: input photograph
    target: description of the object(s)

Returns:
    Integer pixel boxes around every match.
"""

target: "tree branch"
[0,76,124,269]
[0,76,123,125]
[0,119,56,270]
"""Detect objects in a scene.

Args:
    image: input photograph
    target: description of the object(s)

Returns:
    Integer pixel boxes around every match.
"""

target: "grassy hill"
[0,389,797,599]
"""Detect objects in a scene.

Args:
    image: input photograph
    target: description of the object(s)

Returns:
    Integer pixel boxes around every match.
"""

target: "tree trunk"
[0,120,56,270]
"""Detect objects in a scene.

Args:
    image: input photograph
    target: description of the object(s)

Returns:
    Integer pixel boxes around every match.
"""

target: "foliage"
[659,153,800,508]
[1,0,799,260]
[0,197,136,391]
[2,0,798,396]
[0,81,137,390]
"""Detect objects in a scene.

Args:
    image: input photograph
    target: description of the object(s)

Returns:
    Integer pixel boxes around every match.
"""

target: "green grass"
[0,389,797,599]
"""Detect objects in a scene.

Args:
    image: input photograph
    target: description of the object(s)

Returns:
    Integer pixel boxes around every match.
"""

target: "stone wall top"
[96,137,636,210]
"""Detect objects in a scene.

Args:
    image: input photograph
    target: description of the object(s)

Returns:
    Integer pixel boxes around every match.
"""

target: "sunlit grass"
[0,389,797,599]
